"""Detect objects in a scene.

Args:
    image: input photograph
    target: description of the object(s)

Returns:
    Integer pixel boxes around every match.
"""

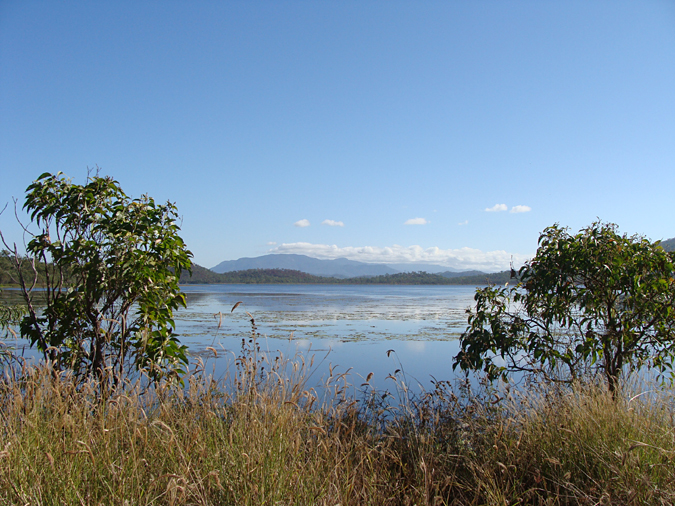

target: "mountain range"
[210,237,675,280]
[211,254,476,278]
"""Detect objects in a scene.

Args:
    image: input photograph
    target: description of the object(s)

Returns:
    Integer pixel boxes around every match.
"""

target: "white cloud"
[294,219,311,227]
[404,218,428,225]
[510,205,531,213]
[321,219,344,227]
[485,204,508,212]
[458,220,468,226]
[267,241,277,246]
[269,242,530,272]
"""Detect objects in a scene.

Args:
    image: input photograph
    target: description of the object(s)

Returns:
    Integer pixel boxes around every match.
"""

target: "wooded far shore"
[0,254,510,286]
[179,264,514,285]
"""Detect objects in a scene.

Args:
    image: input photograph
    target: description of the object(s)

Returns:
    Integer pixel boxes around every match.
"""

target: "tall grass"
[1,340,674,505]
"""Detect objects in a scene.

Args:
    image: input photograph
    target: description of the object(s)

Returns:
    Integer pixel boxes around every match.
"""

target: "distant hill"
[385,263,464,274]
[441,270,514,285]
[200,269,332,284]
[439,270,485,278]
[661,237,675,252]
[181,264,514,285]
[181,265,327,284]
[210,253,495,278]
[211,254,398,278]
[341,270,514,285]
[180,263,227,284]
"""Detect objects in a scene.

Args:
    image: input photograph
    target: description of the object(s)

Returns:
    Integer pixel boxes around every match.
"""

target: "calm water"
[2,284,479,392]
[178,284,477,391]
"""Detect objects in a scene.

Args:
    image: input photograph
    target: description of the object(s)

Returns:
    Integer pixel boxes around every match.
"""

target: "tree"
[453,222,675,392]
[1,172,192,385]
[0,290,26,366]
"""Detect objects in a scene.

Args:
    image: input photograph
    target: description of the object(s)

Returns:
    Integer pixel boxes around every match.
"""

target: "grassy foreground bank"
[1,350,674,505]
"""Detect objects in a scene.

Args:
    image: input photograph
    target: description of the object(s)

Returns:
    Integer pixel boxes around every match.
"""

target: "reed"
[0,343,673,505]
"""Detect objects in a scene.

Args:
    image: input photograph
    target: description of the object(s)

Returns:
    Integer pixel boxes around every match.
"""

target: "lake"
[2,284,479,393]
[177,284,477,392]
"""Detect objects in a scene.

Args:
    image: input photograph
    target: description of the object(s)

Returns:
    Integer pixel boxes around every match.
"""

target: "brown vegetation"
[1,343,673,505]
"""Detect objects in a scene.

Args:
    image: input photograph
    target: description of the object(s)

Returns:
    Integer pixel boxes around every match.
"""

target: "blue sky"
[1,1,674,272]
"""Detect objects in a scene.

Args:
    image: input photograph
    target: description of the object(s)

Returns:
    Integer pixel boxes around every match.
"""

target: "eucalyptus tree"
[454,222,675,392]
[1,172,192,386]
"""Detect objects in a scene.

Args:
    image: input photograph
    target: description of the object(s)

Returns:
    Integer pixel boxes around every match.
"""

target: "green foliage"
[0,249,49,286]
[12,172,193,384]
[0,289,26,363]
[454,222,675,391]
[0,296,24,333]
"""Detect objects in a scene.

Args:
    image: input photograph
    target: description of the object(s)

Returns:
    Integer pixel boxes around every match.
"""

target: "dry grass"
[0,342,674,505]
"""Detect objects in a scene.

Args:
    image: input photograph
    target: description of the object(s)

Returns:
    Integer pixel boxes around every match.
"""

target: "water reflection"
[178,284,475,391]
[1,284,478,392]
